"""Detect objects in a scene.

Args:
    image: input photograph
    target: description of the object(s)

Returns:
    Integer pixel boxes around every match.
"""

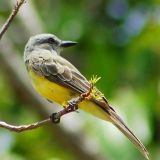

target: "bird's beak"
[60,41,77,47]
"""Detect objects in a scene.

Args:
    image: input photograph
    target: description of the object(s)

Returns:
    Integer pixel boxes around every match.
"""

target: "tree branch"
[0,0,26,40]
[0,118,50,132]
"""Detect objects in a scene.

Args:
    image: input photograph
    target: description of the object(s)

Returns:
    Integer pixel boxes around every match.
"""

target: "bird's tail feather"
[107,106,149,160]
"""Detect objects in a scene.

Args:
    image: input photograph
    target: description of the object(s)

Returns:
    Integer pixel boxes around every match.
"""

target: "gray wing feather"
[29,54,89,93]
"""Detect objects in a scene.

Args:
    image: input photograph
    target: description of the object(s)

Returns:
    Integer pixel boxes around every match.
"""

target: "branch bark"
[0,0,26,40]
[0,118,50,132]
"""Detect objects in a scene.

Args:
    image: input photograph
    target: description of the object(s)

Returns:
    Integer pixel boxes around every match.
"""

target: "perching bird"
[24,33,149,159]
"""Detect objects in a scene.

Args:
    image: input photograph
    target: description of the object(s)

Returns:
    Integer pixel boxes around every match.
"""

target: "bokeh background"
[0,0,159,160]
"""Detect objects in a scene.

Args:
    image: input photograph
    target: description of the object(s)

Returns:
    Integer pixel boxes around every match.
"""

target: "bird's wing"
[28,52,149,160]
[28,51,90,94]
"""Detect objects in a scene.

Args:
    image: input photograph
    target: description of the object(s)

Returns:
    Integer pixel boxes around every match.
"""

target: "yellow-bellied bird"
[24,34,149,159]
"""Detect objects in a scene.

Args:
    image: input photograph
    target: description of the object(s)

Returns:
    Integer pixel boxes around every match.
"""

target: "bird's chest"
[28,70,76,105]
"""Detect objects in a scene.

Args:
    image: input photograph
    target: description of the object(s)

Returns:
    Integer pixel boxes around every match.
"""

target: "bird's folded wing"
[28,52,90,94]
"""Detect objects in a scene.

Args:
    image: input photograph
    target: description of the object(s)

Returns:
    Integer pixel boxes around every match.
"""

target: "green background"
[0,0,159,160]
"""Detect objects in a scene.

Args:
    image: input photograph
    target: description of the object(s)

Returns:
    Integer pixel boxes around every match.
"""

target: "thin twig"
[0,118,51,132]
[0,0,26,40]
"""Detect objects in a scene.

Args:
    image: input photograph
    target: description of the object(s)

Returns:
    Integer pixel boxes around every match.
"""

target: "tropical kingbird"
[24,33,149,159]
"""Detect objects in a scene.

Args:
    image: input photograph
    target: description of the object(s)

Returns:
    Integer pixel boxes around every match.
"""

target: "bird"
[24,33,149,160]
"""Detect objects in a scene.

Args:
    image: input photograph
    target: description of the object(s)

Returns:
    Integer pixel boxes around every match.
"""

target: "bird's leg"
[50,84,93,123]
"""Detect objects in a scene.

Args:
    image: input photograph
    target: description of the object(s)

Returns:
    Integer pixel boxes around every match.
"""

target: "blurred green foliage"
[0,0,160,160]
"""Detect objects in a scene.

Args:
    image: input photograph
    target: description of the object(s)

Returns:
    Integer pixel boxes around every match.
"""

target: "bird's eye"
[47,38,55,44]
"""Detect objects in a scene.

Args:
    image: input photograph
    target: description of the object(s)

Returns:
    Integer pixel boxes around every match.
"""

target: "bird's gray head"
[24,33,77,61]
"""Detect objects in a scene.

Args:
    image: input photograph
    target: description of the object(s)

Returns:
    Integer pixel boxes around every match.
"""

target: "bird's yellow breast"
[28,69,109,121]
[29,69,76,105]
